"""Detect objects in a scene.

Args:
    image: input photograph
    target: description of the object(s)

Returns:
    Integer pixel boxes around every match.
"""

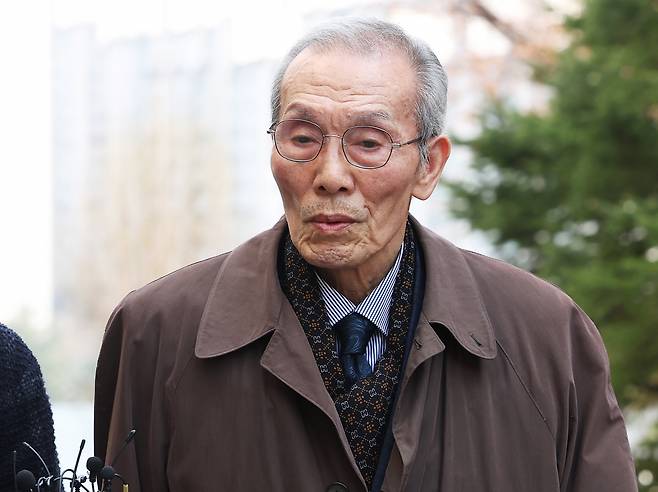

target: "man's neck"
[317,234,405,305]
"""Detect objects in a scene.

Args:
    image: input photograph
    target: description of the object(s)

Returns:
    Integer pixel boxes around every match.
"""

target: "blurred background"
[1,0,656,488]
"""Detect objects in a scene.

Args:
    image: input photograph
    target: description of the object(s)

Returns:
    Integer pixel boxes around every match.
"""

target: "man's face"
[271,47,446,277]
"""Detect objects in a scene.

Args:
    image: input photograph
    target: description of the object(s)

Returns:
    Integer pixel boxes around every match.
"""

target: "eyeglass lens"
[273,120,393,168]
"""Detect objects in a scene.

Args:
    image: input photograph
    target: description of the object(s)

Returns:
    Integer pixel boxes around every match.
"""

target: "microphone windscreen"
[99,465,116,481]
[87,456,103,473]
[16,469,36,491]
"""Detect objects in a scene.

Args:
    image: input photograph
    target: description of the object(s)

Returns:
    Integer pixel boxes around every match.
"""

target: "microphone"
[73,439,86,476]
[100,428,136,492]
[13,432,132,492]
[99,465,116,492]
[110,429,136,467]
[99,466,115,480]
[15,470,36,492]
[98,467,131,492]
[87,456,103,478]
[87,456,104,492]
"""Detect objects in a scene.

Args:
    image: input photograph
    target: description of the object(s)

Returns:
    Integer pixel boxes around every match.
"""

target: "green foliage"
[448,0,658,416]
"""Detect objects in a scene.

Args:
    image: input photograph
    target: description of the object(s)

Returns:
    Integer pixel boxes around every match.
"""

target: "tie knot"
[334,312,376,355]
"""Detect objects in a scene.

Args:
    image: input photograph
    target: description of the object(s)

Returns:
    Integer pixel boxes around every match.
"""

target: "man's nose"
[312,136,354,195]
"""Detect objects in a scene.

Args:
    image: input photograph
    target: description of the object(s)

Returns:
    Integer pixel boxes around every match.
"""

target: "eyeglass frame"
[267,118,422,169]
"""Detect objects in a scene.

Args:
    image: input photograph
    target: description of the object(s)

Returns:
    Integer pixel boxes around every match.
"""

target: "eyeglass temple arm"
[393,136,423,148]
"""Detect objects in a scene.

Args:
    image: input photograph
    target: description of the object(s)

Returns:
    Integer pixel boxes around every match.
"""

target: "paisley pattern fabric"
[278,223,416,488]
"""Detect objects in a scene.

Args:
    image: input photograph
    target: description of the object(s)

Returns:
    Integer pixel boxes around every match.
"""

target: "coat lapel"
[195,218,366,488]
[194,221,284,358]
[386,218,497,489]
[411,216,496,359]
[260,300,367,489]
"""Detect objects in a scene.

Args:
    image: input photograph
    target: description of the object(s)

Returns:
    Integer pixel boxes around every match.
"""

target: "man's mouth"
[309,214,356,232]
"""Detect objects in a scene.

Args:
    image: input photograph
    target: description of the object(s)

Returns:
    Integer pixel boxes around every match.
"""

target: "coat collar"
[410,215,497,359]
[195,215,496,360]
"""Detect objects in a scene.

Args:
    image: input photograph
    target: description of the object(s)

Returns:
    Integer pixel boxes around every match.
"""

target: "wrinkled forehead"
[279,45,418,121]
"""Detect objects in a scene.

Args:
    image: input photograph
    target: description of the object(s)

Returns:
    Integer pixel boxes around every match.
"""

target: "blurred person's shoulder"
[0,323,41,377]
[0,323,58,486]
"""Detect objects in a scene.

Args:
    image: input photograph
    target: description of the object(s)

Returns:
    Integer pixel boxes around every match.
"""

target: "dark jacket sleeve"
[559,305,637,492]
[94,293,171,492]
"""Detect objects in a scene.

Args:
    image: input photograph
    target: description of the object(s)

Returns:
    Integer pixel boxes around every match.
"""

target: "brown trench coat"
[94,217,637,492]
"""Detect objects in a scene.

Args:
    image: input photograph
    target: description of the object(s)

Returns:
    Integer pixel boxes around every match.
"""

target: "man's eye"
[358,139,383,149]
[291,135,317,145]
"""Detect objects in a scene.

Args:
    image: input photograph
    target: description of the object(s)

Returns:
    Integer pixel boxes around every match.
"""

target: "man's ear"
[412,135,451,200]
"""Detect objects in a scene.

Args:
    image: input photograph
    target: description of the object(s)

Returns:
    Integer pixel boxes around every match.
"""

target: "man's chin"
[298,242,357,270]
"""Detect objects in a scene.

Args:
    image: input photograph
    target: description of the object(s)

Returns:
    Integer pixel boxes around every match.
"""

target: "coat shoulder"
[460,249,575,320]
[453,250,634,489]
[105,253,230,348]
[126,253,229,313]
[457,248,614,405]
[457,248,603,379]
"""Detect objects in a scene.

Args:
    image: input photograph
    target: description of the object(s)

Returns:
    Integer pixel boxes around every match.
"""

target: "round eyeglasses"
[267,119,422,169]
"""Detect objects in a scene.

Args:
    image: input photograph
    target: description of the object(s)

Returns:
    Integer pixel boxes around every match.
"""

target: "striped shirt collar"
[315,243,404,336]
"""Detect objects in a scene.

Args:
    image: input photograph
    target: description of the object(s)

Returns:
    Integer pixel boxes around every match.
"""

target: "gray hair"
[270,18,448,166]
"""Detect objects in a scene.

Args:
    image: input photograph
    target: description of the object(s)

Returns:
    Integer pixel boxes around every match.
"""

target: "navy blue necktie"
[334,312,376,389]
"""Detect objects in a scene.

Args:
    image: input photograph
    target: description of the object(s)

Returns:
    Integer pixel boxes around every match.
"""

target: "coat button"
[326,482,349,492]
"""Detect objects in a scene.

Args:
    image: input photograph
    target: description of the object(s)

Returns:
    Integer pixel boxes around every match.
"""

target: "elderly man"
[94,19,637,492]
